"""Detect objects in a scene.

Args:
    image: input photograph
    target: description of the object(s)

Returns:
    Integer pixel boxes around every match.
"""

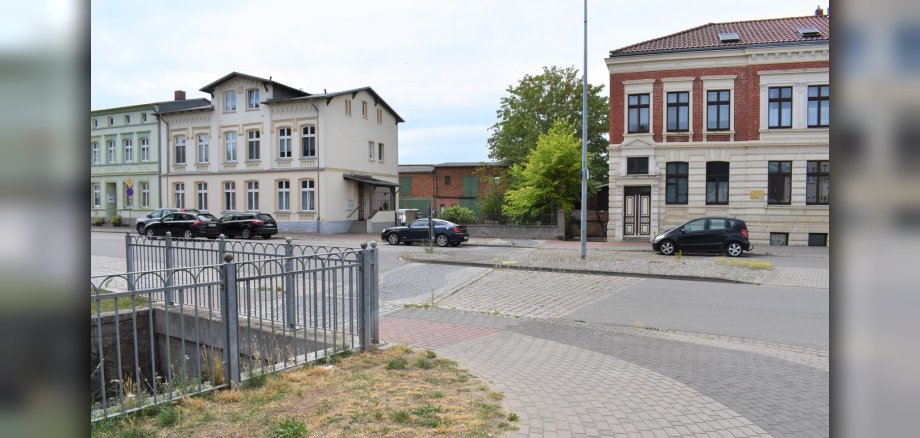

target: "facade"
[158,72,403,234]
[606,13,830,246]
[90,104,161,222]
[398,162,507,217]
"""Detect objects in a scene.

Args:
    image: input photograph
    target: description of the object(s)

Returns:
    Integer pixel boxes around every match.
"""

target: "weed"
[216,389,242,403]
[631,320,643,329]
[415,357,434,369]
[410,403,441,416]
[428,390,445,399]
[487,391,504,401]
[268,417,308,438]
[155,404,179,428]
[242,373,268,390]
[714,257,773,270]
[385,358,408,370]
[423,349,437,359]
[372,410,384,421]
[508,412,519,422]
[675,250,683,263]
[391,410,410,424]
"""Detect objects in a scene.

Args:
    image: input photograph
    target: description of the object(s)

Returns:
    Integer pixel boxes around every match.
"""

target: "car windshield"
[197,214,218,221]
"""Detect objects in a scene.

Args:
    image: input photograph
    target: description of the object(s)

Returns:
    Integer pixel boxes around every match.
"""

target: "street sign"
[126,178,134,186]
[126,188,134,196]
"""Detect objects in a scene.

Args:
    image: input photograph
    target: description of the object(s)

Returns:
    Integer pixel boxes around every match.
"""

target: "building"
[157,72,403,234]
[605,12,829,246]
[398,162,507,217]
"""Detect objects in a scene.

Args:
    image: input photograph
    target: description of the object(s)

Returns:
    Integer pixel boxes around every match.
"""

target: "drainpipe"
[311,99,321,234]
[431,167,437,218]
[154,105,170,208]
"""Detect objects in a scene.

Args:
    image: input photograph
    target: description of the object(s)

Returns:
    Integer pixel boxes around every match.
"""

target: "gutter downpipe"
[154,105,170,208]
[312,99,321,234]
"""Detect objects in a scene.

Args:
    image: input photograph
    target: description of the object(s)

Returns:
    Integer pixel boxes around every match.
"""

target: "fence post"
[284,237,295,329]
[217,234,226,265]
[369,241,379,344]
[165,231,174,305]
[357,242,371,352]
[220,253,241,388]
[125,232,135,291]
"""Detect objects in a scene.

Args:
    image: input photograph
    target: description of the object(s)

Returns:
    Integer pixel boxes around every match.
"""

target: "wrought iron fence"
[91,236,379,422]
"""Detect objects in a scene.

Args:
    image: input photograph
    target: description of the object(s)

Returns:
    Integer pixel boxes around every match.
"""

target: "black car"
[381,218,469,247]
[651,217,753,257]
[143,212,220,239]
[219,212,278,239]
[136,208,199,234]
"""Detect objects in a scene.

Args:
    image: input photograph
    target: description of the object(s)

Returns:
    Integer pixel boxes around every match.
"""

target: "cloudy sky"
[91,0,819,165]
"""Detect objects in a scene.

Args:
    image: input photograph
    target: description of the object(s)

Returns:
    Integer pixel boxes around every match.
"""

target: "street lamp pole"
[580,0,588,259]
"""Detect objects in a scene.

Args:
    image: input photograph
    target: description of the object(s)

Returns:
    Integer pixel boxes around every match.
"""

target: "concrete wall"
[90,310,153,403]
[467,224,562,240]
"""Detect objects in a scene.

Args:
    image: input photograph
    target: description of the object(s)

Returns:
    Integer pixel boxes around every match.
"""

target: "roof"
[342,173,399,187]
[398,165,435,173]
[434,162,507,168]
[198,72,308,99]
[154,98,212,114]
[609,15,829,57]
[265,86,405,123]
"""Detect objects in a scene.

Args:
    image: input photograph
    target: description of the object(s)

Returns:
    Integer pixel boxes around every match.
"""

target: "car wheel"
[262,234,271,239]
[241,228,252,239]
[659,240,676,255]
[435,234,449,247]
[183,230,194,239]
[387,233,400,245]
[725,241,744,257]
[145,228,155,238]
[136,224,145,234]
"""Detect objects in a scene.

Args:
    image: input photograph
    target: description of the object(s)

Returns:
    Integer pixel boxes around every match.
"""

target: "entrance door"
[357,183,365,220]
[623,186,651,237]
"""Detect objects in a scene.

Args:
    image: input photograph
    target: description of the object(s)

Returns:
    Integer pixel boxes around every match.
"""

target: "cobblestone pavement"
[760,267,829,289]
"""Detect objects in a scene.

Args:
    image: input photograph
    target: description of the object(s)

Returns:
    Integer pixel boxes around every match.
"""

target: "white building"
[157,72,403,234]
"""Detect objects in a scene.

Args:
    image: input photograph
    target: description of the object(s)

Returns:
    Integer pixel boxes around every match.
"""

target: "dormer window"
[798,27,821,38]
[719,32,740,43]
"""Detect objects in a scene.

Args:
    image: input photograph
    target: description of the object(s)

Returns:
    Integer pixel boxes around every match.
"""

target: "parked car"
[136,208,199,234]
[381,218,469,247]
[651,217,753,257]
[219,212,278,239]
[143,212,220,239]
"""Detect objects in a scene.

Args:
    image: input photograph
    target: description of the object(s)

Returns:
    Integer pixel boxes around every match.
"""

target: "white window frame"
[361,101,368,118]
[91,142,99,164]
[224,131,237,162]
[662,78,694,137]
[140,137,149,161]
[247,88,260,110]
[345,99,352,116]
[123,138,134,162]
[197,134,209,163]
[92,183,101,207]
[224,181,236,211]
[278,128,292,159]
[107,140,116,163]
[702,75,736,135]
[174,183,185,208]
[140,181,150,207]
[246,181,259,211]
[224,91,236,112]
[376,108,383,125]
[247,130,260,160]
[277,180,290,211]
[378,143,384,162]
[175,135,186,164]
[301,126,316,158]
[300,179,315,211]
[368,141,374,160]
[622,80,655,137]
[196,182,208,210]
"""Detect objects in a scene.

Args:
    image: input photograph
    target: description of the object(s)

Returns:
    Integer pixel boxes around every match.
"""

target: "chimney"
[174,90,186,101]
[815,5,824,16]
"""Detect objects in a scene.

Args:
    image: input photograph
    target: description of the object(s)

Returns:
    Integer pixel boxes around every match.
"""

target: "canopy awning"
[342,173,398,187]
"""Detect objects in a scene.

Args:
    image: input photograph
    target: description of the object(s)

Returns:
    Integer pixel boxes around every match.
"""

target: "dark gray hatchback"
[651,217,753,257]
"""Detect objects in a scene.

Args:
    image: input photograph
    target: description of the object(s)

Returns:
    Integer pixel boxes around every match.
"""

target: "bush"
[111,214,122,226]
[439,206,476,224]
[94,216,105,226]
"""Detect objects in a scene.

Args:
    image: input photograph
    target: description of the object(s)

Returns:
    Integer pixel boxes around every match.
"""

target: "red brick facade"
[399,164,507,213]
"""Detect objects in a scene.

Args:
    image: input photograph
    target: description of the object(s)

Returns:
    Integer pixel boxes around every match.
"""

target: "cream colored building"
[606,15,830,246]
[158,72,403,233]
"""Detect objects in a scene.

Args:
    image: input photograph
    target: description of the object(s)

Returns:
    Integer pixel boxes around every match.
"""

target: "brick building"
[606,12,829,246]
[398,162,507,217]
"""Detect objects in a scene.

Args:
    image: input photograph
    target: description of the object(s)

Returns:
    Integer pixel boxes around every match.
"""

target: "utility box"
[397,209,419,226]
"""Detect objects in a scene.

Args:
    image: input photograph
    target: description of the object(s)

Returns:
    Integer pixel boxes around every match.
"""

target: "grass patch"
[90,291,149,315]
[92,344,516,437]
[714,257,773,270]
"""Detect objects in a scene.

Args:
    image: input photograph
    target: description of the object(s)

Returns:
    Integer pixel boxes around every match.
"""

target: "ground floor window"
[247,181,259,211]
[808,233,828,246]
[140,182,149,207]
[92,183,101,207]
[174,183,185,208]
[706,161,729,205]
[770,232,789,246]
[300,179,315,211]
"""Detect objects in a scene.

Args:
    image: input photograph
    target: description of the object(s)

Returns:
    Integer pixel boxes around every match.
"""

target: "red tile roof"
[609,15,829,56]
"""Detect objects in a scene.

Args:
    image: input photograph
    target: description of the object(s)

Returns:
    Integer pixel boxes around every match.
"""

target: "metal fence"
[91,235,379,421]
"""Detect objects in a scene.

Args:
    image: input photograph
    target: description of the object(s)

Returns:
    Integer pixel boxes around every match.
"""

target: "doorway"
[623,186,651,237]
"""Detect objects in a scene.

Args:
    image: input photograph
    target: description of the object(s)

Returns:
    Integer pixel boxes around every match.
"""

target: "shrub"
[111,214,122,226]
[94,216,105,226]
[439,205,476,224]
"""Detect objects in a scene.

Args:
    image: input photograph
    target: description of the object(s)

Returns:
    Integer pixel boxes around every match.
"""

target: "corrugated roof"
[609,15,829,57]
[434,162,507,168]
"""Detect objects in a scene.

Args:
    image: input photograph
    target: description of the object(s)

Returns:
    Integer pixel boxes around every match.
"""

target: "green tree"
[502,120,597,219]
[487,66,608,184]
[439,205,477,224]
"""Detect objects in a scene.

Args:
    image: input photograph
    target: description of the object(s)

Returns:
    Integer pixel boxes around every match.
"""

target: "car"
[136,208,199,234]
[219,212,278,239]
[143,212,220,239]
[651,217,753,257]
[381,218,469,247]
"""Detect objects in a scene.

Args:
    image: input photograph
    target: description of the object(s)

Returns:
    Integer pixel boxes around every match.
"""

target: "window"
[708,218,729,230]
[768,161,792,205]
[91,142,99,164]
[377,108,383,124]
[378,143,384,161]
[368,141,374,159]
[444,175,451,185]
[400,176,411,194]
[345,99,352,116]
[301,126,316,158]
[247,130,260,160]
[665,162,688,204]
[707,90,730,131]
[627,94,650,133]
[301,179,315,211]
[125,114,131,124]
[140,181,149,207]
[247,181,259,211]
[278,128,291,159]
[142,113,147,122]
[107,140,116,163]
[224,91,236,112]
[109,117,114,125]
[92,183,101,207]
[770,233,789,246]
[666,91,689,132]
[175,135,186,164]
[224,132,237,162]
[277,180,290,211]
[808,85,830,128]
[768,87,793,128]
[93,118,98,128]
[626,157,649,175]
[123,139,133,162]
[195,134,209,163]
[196,182,208,210]
[806,161,829,205]
[361,101,368,118]
[247,89,260,110]
[174,183,185,208]
[706,161,730,204]
[140,138,149,161]
[808,233,828,247]
[224,182,236,211]
[683,219,706,232]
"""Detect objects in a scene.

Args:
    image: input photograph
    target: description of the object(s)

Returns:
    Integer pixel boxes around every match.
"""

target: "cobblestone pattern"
[379,263,491,303]
[439,331,773,438]
[760,267,829,289]
[91,255,130,291]
[380,317,498,349]
[436,270,639,318]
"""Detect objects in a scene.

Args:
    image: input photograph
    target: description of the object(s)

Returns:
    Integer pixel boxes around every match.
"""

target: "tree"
[488,66,609,184]
[502,120,598,219]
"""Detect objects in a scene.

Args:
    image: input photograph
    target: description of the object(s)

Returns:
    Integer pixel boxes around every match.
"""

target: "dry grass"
[714,257,773,270]
[91,345,518,437]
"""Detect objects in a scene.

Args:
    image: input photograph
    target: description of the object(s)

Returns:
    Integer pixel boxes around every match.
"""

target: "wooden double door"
[623,186,651,237]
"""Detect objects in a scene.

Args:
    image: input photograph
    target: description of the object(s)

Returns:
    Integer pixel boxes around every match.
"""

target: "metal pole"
[284,237,296,329]
[165,231,174,305]
[580,0,589,260]
[220,253,240,388]
[369,241,379,344]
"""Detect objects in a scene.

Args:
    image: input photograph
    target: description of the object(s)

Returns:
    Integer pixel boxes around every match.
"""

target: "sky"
[91,0,820,165]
